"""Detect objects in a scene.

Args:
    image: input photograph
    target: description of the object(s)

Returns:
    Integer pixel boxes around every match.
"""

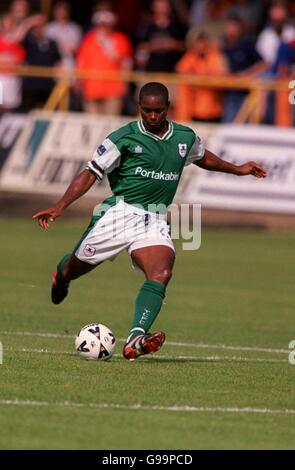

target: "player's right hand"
[32,207,61,230]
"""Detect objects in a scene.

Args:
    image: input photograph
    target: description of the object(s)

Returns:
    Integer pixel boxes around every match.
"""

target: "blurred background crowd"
[0,0,294,124]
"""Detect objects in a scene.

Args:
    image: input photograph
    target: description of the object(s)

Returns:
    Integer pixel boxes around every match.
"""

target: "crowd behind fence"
[0,0,294,126]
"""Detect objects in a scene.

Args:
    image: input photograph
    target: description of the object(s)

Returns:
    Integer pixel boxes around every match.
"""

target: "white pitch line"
[151,355,287,364]
[0,331,70,339]
[17,283,36,288]
[11,348,75,356]
[0,399,295,416]
[0,330,289,355]
[5,347,288,364]
[165,341,289,355]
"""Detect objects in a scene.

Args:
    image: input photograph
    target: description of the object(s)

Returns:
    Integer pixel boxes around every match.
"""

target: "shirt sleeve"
[185,135,205,166]
[86,138,121,180]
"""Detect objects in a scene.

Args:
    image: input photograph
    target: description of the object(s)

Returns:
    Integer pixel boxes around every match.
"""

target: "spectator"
[46,1,82,71]
[20,14,62,110]
[272,38,295,77]
[222,15,266,122]
[264,36,295,125]
[289,39,295,125]
[256,1,295,68]
[255,3,295,124]
[170,0,189,26]
[226,0,265,36]
[9,0,30,27]
[77,10,132,115]
[188,0,230,39]
[85,1,114,33]
[176,31,227,122]
[135,0,187,73]
[188,0,208,27]
[112,0,145,41]
[0,13,26,111]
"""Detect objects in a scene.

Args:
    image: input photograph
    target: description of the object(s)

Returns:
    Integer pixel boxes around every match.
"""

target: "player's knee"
[149,268,172,285]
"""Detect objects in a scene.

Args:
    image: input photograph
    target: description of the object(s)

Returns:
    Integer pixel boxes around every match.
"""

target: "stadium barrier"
[0,114,27,172]
[0,65,293,126]
[175,124,295,214]
[1,111,295,217]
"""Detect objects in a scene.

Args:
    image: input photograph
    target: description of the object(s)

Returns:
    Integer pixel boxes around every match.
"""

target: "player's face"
[139,95,169,133]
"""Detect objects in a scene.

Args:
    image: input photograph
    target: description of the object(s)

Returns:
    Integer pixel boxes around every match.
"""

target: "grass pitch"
[0,216,295,450]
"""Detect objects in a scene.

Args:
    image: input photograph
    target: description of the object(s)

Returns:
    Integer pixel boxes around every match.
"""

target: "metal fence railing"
[0,65,293,126]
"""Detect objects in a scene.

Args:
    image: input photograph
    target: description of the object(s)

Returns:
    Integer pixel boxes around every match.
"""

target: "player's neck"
[142,120,169,138]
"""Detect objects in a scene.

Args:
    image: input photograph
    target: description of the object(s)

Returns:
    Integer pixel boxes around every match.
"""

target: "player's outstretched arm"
[32,170,97,230]
[195,149,267,178]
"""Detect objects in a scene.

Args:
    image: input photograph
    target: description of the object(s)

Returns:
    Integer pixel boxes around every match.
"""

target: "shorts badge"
[84,244,96,257]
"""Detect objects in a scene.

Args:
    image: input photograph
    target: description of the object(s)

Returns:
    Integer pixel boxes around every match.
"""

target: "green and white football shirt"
[86,120,204,212]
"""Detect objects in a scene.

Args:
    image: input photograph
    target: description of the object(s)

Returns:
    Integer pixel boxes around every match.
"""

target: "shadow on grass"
[16,350,287,365]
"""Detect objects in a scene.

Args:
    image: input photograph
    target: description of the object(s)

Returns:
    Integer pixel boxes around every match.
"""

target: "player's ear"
[167,101,170,109]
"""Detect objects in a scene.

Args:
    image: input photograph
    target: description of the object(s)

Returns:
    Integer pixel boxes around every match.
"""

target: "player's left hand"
[32,207,62,230]
[236,161,267,178]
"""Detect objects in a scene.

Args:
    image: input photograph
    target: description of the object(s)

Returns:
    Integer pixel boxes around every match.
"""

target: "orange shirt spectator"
[176,32,227,122]
[77,10,132,113]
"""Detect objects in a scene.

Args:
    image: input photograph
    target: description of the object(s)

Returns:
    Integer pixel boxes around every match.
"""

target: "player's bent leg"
[52,201,134,305]
[52,254,100,305]
[61,254,99,281]
[123,246,175,360]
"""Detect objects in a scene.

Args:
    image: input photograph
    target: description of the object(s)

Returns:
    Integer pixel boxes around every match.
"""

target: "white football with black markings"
[75,323,116,361]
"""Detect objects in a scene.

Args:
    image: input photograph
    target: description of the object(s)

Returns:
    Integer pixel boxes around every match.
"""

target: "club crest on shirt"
[97,145,107,156]
[178,143,187,158]
[134,145,143,154]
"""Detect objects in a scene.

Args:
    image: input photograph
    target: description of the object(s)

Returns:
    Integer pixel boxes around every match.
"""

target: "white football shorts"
[75,199,175,265]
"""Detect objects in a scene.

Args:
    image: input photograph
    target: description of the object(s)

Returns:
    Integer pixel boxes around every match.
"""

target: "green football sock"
[56,254,71,283]
[128,280,166,341]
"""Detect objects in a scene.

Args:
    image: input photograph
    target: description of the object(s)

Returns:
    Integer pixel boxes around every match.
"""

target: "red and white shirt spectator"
[0,13,26,110]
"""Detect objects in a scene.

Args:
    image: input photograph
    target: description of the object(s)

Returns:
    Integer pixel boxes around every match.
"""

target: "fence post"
[275,89,292,127]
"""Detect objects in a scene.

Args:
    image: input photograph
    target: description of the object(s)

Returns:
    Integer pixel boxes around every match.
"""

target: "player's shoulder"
[172,122,196,139]
[108,121,139,144]
[172,122,205,147]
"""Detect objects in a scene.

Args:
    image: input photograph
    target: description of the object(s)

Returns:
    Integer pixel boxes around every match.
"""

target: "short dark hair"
[139,82,169,104]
